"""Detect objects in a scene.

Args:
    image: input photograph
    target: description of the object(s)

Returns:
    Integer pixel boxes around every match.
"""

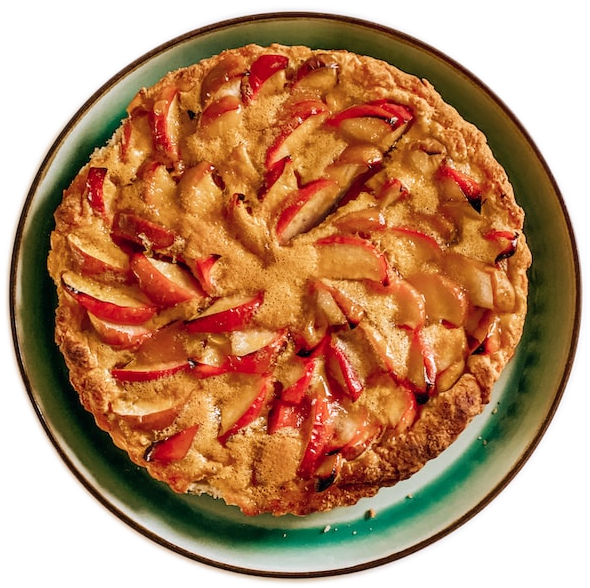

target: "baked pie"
[48,44,531,516]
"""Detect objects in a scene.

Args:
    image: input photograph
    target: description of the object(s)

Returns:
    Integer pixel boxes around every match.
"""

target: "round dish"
[10,13,580,577]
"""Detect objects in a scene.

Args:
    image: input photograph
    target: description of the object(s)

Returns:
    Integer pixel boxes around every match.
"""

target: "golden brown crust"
[48,44,531,516]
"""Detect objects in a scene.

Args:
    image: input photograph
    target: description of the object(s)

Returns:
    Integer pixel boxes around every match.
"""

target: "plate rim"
[9,11,582,578]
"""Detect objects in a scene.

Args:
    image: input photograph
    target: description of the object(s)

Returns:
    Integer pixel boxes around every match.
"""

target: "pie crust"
[48,44,531,516]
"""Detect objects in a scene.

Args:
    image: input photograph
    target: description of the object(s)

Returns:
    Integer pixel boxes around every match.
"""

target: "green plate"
[10,13,580,577]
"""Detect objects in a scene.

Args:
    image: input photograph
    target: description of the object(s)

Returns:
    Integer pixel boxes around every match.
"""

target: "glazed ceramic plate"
[11,13,580,577]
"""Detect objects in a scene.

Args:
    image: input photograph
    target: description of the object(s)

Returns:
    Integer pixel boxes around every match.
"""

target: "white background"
[3,2,587,586]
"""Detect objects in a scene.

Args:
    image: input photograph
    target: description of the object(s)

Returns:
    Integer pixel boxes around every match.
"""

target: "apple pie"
[48,44,531,516]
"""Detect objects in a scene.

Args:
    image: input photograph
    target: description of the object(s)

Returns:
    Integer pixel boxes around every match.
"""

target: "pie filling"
[48,44,530,516]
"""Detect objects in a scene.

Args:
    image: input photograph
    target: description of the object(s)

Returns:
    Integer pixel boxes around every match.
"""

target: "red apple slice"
[280,356,319,405]
[186,291,264,333]
[325,336,364,401]
[200,95,242,137]
[368,270,426,330]
[297,384,335,479]
[267,399,308,433]
[112,212,177,251]
[375,176,410,207]
[62,272,158,325]
[312,280,365,327]
[406,328,437,395]
[148,84,180,164]
[191,254,221,295]
[437,163,483,213]
[242,53,289,103]
[112,395,187,431]
[224,330,288,374]
[276,178,340,244]
[408,271,468,327]
[144,424,199,463]
[292,54,339,92]
[83,166,108,218]
[88,313,154,349]
[325,407,382,461]
[315,234,388,284]
[384,384,418,434]
[327,100,413,148]
[130,253,205,307]
[266,100,330,169]
[200,52,247,103]
[111,359,192,382]
[313,452,343,492]
[218,374,273,444]
[484,229,519,265]
[177,161,223,215]
[333,207,387,234]
[67,233,132,282]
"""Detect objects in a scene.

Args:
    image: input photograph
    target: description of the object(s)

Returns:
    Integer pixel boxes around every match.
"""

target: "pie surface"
[47,44,531,516]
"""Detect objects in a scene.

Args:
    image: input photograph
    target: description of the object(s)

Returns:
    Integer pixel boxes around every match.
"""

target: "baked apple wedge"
[275,178,340,244]
[130,253,205,307]
[186,292,264,333]
[61,271,158,325]
[315,234,388,284]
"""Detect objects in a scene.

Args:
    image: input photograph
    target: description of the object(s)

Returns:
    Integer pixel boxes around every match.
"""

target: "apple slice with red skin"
[279,355,320,405]
[242,54,289,103]
[148,85,180,164]
[112,320,194,381]
[312,280,364,327]
[83,166,109,218]
[186,291,264,333]
[325,336,364,402]
[327,100,413,147]
[113,395,188,431]
[437,163,483,213]
[297,386,335,479]
[62,272,158,325]
[130,253,205,307]
[144,424,199,463]
[325,407,383,461]
[387,385,419,435]
[276,178,340,244]
[111,359,192,382]
[333,207,387,234]
[112,212,177,251]
[266,100,330,169]
[199,95,242,137]
[267,399,308,434]
[292,54,339,92]
[368,270,426,330]
[200,52,247,103]
[313,452,343,492]
[218,374,273,445]
[190,254,220,296]
[484,229,519,265]
[223,330,288,374]
[315,234,389,284]
[88,313,154,349]
[375,177,410,207]
[67,233,132,283]
[467,310,502,355]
